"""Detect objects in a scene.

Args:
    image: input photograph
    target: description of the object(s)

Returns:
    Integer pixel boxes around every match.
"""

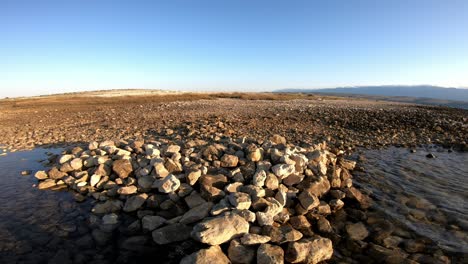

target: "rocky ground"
[0,93,467,152]
[31,135,461,263]
[0,93,467,263]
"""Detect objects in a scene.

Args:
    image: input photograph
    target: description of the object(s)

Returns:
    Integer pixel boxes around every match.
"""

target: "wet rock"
[142,215,166,231]
[38,179,56,189]
[92,229,112,246]
[119,235,148,251]
[228,239,256,264]
[181,245,230,264]
[21,170,31,176]
[152,223,192,244]
[346,222,369,241]
[257,244,284,264]
[112,159,133,179]
[102,213,119,225]
[345,187,371,209]
[34,170,48,180]
[285,236,333,264]
[123,193,148,212]
[92,199,123,214]
[192,214,249,245]
[180,202,214,224]
[221,154,239,167]
[48,167,67,180]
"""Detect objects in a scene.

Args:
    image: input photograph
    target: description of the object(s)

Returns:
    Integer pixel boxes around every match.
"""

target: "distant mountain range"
[276,85,468,101]
[275,85,468,109]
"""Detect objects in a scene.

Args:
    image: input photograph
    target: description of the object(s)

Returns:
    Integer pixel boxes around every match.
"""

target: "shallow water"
[0,148,92,263]
[0,148,197,264]
[353,146,468,254]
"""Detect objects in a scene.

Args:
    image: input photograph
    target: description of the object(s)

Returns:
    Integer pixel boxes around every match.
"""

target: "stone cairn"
[34,135,371,264]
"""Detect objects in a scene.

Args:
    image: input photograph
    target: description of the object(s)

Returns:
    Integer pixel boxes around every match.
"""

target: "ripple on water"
[354,146,468,254]
[0,148,92,262]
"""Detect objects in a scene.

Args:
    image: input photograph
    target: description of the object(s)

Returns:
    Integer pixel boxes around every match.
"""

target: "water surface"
[353,146,468,254]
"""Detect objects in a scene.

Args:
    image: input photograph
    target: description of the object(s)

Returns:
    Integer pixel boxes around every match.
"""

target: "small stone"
[90,174,102,187]
[329,199,344,211]
[142,215,166,231]
[92,199,123,214]
[253,170,267,187]
[185,191,207,209]
[165,145,181,156]
[270,134,286,145]
[265,173,279,190]
[138,176,154,189]
[225,182,243,193]
[34,170,48,180]
[117,185,138,195]
[285,236,333,264]
[180,202,214,224]
[228,192,252,210]
[426,153,436,158]
[152,223,192,244]
[70,158,83,170]
[220,154,239,167]
[155,174,180,193]
[186,169,202,185]
[181,245,230,264]
[257,244,284,264]
[59,154,74,164]
[112,159,133,179]
[38,179,56,189]
[21,170,31,176]
[271,164,295,179]
[154,162,170,178]
[298,191,319,210]
[346,222,369,241]
[192,214,249,245]
[48,167,67,180]
[102,213,119,225]
[240,233,271,245]
[228,239,255,264]
[247,147,262,162]
[123,193,148,212]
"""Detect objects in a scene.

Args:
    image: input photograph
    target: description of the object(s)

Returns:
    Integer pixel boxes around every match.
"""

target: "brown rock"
[228,239,255,264]
[221,154,239,167]
[112,159,133,179]
[257,244,284,264]
[181,246,230,264]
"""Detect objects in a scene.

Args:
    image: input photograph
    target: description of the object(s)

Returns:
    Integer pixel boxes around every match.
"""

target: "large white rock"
[192,214,249,245]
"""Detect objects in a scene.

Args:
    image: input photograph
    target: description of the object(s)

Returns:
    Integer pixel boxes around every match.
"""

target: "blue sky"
[1,0,468,97]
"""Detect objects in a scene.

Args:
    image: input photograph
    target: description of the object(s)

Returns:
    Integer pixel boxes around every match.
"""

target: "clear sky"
[1,0,468,97]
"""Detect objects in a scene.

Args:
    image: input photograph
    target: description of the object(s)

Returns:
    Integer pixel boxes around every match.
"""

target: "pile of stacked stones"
[34,135,372,264]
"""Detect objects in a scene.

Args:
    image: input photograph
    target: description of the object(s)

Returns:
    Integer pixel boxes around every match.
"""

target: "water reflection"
[353,146,468,254]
